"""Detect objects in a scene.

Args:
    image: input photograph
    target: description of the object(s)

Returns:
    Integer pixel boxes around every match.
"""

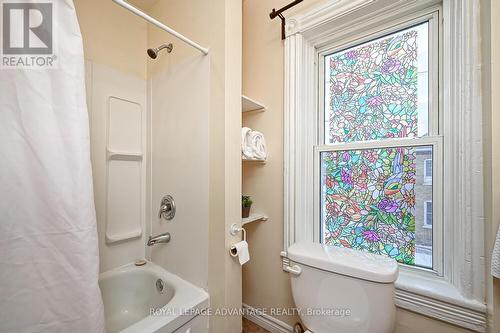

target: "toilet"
[287,242,399,333]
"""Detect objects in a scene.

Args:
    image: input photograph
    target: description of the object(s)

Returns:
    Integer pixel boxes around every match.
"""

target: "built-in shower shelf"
[105,229,142,244]
[242,95,265,113]
[242,158,266,164]
[107,150,143,161]
[242,214,268,225]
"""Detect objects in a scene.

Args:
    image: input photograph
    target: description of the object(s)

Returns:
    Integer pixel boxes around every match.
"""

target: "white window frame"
[424,158,433,185]
[424,200,433,228]
[314,12,441,273]
[282,0,486,331]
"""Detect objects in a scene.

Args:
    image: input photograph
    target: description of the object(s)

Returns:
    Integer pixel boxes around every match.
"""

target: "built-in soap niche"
[105,97,143,243]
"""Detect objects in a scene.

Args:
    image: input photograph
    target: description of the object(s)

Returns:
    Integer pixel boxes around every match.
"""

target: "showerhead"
[147,48,158,59]
[147,43,173,59]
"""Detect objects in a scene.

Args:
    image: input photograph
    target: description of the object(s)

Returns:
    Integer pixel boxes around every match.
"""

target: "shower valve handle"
[158,195,176,220]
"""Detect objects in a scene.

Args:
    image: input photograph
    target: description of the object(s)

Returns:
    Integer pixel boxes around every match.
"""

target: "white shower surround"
[148,56,210,289]
[86,52,210,290]
[87,61,148,272]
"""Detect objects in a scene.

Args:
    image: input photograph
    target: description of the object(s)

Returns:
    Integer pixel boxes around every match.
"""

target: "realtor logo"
[1,1,56,68]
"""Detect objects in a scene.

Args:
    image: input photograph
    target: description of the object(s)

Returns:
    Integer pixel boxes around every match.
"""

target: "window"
[424,158,432,185]
[424,201,432,227]
[323,23,430,144]
[284,0,486,327]
[319,21,439,269]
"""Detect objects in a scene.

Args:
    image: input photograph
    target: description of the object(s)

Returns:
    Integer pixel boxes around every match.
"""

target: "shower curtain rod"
[112,0,209,55]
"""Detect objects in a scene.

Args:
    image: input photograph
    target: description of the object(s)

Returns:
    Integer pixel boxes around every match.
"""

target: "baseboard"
[242,303,293,333]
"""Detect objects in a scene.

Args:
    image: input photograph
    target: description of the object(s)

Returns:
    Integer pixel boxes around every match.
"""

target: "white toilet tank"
[288,242,398,333]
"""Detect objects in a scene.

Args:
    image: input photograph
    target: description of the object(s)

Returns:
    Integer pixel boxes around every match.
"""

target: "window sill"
[422,225,432,229]
[395,269,486,332]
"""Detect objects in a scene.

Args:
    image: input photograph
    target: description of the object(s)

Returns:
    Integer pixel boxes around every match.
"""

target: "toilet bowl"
[287,242,398,333]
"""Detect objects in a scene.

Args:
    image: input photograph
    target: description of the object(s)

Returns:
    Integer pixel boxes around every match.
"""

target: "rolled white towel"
[248,130,267,160]
[241,127,253,159]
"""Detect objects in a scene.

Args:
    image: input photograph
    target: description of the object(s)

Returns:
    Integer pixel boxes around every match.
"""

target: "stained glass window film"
[320,146,433,268]
[324,22,429,144]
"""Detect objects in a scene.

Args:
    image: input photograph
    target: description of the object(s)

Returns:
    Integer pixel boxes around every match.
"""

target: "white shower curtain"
[0,1,105,332]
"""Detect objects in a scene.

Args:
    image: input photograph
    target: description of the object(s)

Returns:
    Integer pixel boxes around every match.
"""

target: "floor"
[242,318,271,333]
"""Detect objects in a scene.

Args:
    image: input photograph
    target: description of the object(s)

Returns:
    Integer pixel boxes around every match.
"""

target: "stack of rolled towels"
[241,127,267,161]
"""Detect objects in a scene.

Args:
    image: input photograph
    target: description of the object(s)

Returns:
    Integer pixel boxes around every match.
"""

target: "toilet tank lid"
[287,242,399,283]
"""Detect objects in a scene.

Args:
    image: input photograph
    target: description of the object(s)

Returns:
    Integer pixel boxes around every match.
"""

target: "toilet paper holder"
[230,223,246,241]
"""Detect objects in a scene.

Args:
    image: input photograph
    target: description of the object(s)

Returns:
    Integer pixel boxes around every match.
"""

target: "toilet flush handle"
[284,264,302,276]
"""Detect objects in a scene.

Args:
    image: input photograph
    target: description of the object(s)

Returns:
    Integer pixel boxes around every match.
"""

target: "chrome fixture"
[156,278,165,293]
[147,43,173,59]
[158,195,176,220]
[147,232,171,246]
[283,264,302,276]
[230,223,246,241]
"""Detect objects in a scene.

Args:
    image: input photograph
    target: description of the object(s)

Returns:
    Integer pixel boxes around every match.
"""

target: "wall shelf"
[242,95,265,113]
[242,95,267,229]
[242,214,268,225]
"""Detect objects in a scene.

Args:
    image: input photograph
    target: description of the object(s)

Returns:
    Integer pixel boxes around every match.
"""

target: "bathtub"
[99,261,209,333]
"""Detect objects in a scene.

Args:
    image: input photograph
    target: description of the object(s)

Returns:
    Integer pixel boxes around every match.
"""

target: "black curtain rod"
[269,0,304,40]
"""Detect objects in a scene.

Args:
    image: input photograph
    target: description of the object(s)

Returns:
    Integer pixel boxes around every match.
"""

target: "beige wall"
[241,0,484,331]
[242,0,330,326]
[490,0,500,330]
[242,0,325,326]
[482,0,500,331]
[74,0,147,78]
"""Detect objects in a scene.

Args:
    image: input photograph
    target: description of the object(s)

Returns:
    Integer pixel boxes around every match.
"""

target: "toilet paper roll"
[230,241,250,265]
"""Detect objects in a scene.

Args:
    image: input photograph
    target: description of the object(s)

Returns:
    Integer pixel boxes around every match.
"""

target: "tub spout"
[147,232,171,246]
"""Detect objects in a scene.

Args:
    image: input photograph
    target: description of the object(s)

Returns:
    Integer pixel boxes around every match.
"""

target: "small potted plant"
[242,195,253,218]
